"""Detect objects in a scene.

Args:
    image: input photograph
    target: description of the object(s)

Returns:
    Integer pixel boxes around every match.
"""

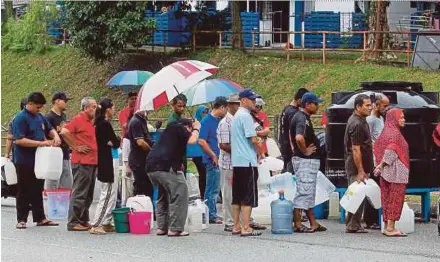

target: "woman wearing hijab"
[90,98,121,235]
[373,108,409,237]
[191,105,209,198]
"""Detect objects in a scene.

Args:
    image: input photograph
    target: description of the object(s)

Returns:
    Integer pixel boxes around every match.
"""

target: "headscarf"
[194,105,208,122]
[374,108,409,168]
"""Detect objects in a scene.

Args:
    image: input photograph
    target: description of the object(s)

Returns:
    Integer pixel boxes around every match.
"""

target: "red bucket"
[128,210,152,234]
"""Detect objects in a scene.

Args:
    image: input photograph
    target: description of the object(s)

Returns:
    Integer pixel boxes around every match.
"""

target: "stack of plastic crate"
[222,12,259,48]
[349,13,368,48]
[304,11,340,48]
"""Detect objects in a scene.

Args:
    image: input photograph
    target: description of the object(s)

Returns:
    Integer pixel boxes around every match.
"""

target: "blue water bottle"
[271,190,293,234]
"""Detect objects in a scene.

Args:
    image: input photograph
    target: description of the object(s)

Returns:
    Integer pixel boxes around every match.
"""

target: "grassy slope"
[2,47,440,124]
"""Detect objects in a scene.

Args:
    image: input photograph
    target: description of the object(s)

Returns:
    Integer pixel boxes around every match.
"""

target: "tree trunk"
[4,0,14,21]
[231,1,244,50]
[366,0,395,60]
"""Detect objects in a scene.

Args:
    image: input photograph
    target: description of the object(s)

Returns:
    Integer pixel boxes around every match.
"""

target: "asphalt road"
[1,198,439,262]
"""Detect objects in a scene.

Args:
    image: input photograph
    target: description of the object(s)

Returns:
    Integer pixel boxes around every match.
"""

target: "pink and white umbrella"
[135,60,218,112]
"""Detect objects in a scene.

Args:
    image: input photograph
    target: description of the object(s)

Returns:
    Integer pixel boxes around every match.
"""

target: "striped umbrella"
[106,70,154,89]
[183,79,243,107]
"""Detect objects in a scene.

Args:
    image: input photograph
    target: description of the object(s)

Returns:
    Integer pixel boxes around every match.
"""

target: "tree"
[231,1,244,50]
[366,0,395,60]
[63,1,155,61]
[4,0,14,21]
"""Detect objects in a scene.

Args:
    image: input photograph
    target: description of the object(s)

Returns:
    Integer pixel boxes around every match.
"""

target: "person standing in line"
[127,110,153,198]
[344,94,374,234]
[89,98,121,235]
[199,97,228,224]
[365,93,390,230]
[290,92,327,233]
[251,98,270,156]
[61,97,98,231]
[13,92,62,229]
[118,91,137,141]
[373,108,409,237]
[231,89,264,237]
[278,88,309,173]
[167,94,188,124]
[217,94,240,232]
[44,92,73,190]
[146,119,201,237]
[192,105,209,198]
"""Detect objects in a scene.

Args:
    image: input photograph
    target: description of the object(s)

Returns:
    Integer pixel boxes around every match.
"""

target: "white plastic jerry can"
[126,195,154,229]
[381,202,415,234]
[2,158,17,185]
[34,147,63,180]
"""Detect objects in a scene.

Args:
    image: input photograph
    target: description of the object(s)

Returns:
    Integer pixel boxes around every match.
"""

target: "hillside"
[2,47,440,124]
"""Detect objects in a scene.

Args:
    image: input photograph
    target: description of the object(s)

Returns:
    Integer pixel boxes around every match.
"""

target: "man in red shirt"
[118,91,137,139]
[251,98,270,155]
[61,97,98,232]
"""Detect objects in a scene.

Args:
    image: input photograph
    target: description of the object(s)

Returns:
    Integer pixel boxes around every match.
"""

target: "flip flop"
[156,229,167,236]
[240,230,262,237]
[168,231,190,237]
[311,224,327,232]
[250,222,267,230]
[366,224,381,230]
[16,222,27,229]
[384,230,407,237]
[293,224,314,233]
[346,228,369,234]
[37,220,59,227]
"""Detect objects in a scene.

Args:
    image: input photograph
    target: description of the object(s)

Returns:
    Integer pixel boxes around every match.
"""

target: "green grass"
[2,47,440,125]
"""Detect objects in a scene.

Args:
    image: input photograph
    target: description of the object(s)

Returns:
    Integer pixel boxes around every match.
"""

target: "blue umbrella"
[106,71,154,93]
[182,79,243,107]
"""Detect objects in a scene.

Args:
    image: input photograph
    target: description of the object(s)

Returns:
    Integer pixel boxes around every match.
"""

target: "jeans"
[204,162,221,221]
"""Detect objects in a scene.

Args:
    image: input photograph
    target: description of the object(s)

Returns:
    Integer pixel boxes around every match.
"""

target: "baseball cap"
[213,96,228,107]
[227,94,240,103]
[238,88,261,100]
[52,92,71,102]
[255,98,265,106]
[301,92,324,105]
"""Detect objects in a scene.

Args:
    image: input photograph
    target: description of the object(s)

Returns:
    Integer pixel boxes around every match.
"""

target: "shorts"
[232,166,259,207]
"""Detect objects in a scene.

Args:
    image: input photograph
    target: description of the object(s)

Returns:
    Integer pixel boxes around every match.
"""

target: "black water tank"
[325,81,440,188]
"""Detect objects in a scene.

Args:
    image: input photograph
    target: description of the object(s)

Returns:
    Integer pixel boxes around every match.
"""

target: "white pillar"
[247,0,250,12]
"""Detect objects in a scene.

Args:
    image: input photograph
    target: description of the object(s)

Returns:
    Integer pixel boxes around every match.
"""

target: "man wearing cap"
[278,88,309,173]
[231,89,264,237]
[217,94,241,231]
[44,92,73,190]
[199,96,228,224]
[290,92,327,233]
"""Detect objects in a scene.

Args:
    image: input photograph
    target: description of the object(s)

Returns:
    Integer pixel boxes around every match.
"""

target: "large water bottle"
[271,190,293,234]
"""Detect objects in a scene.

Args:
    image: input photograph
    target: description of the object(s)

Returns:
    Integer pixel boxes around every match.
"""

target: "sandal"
[311,224,327,232]
[384,230,407,237]
[346,228,369,234]
[240,230,262,237]
[168,231,190,237]
[16,222,27,229]
[37,220,59,227]
[156,229,167,236]
[293,224,314,233]
[250,222,267,230]
[366,223,381,230]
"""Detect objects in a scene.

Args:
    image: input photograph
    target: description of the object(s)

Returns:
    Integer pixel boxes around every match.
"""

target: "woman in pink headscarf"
[373,108,409,237]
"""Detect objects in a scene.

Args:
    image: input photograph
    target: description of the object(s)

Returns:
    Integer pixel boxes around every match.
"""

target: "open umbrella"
[135,60,218,112]
[183,79,243,107]
[106,70,154,94]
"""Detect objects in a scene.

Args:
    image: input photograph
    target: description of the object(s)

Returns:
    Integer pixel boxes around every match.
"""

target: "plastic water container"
[1,158,17,185]
[186,173,201,200]
[314,171,336,206]
[381,202,415,234]
[271,191,293,234]
[34,147,63,180]
[198,199,209,230]
[328,192,340,218]
[128,210,152,234]
[46,189,71,220]
[340,181,368,214]
[266,138,281,158]
[365,179,381,209]
[252,190,279,225]
[126,195,154,229]
[187,203,203,232]
[270,173,297,201]
[260,157,284,171]
[257,165,271,186]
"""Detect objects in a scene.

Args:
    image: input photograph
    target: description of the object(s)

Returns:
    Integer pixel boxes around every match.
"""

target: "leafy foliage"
[2,2,59,53]
[62,1,155,61]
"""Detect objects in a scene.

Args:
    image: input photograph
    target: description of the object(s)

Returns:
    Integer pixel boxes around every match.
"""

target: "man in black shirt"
[344,94,374,234]
[290,92,326,233]
[278,88,309,172]
[44,92,73,190]
[127,111,153,198]
[146,119,200,237]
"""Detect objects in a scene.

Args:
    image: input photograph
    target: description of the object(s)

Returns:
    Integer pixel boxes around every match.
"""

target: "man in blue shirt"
[231,89,264,237]
[199,96,228,224]
[13,92,61,229]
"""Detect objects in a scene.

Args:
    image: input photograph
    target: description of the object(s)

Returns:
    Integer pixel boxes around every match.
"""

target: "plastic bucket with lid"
[112,207,130,233]
[46,189,71,220]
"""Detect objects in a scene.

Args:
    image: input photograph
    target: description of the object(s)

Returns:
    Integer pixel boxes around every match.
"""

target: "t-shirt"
[127,114,152,169]
[12,109,53,167]
[146,122,191,173]
[167,112,182,125]
[45,110,70,160]
[278,105,299,155]
[231,107,258,167]
[199,113,221,164]
[366,114,384,143]
[344,113,374,177]
[118,107,133,139]
[217,112,233,170]
[289,110,320,159]
[64,112,98,165]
